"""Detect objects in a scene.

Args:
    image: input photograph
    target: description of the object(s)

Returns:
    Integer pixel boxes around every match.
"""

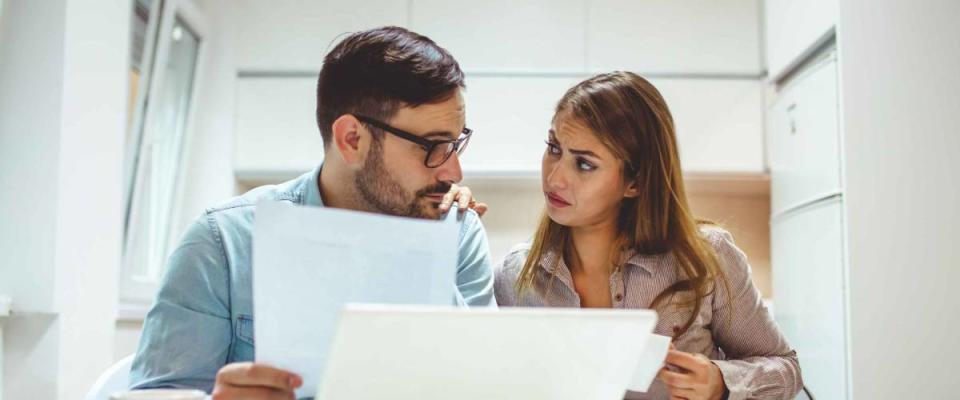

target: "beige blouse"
[494,227,803,400]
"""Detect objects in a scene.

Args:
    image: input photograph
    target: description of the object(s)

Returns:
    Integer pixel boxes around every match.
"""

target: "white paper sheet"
[626,334,672,393]
[317,305,659,400]
[252,201,458,397]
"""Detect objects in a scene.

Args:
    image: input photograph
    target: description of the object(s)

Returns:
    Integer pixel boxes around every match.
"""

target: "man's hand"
[439,183,488,217]
[657,349,727,400]
[212,362,302,400]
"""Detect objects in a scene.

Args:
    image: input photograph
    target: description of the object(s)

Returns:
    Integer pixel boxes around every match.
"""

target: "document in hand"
[627,334,672,393]
[317,304,661,400]
[252,201,458,397]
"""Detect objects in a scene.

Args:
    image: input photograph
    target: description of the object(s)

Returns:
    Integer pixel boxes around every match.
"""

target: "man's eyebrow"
[422,131,455,140]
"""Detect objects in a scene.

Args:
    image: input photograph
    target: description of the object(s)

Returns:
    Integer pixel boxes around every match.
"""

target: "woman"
[494,72,802,400]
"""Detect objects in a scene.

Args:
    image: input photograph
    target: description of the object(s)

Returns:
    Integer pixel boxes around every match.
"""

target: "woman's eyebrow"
[548,129,601,158]
[569,149,601,158]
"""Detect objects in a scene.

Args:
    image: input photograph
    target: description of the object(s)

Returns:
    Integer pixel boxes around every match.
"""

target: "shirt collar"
[539,247,666,276]
[621,248,673,275]
[302,164,325,208]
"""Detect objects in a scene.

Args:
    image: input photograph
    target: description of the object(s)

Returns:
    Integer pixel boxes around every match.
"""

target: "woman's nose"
[544,162,567,190]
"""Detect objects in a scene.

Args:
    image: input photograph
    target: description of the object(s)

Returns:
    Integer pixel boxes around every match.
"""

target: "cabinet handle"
[787,103,798,135]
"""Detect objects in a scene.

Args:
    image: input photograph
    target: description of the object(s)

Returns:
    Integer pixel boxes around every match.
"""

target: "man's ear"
[331,114,369,166]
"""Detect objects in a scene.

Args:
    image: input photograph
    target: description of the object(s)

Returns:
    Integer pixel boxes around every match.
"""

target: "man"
[129,26,493,398]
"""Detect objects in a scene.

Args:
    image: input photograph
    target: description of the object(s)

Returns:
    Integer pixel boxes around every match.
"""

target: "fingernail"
[289,375,302,388]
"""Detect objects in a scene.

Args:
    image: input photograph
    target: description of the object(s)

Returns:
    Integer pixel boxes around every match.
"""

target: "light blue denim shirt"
[129,166,496,392]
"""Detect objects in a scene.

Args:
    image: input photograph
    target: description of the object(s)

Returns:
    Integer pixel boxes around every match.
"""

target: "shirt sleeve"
[455,210,497,307]
[129,215,232,393]
[493,245,529,307]
[708,229,804,400]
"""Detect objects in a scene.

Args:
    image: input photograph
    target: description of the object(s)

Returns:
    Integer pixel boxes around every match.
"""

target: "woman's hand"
[439,183,488,217]
[657,348,727,400]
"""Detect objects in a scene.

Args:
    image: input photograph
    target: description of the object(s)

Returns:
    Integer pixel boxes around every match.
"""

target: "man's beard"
[354,139,451,219]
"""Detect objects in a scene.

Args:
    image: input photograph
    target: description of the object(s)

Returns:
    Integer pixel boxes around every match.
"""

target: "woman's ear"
[623,178,641,198]
[331,114,368,165]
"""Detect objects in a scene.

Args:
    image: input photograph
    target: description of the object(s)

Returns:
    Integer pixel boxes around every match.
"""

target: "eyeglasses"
[354,114,472,168]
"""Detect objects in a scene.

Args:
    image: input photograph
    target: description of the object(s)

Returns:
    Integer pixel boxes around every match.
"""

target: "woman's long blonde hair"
[516,71,730,336]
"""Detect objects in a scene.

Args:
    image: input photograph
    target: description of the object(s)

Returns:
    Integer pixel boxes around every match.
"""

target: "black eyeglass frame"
[354,114,472,168]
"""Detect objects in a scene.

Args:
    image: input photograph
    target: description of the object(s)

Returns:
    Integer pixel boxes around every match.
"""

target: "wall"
[687,183,772,298]
[838,0,960,397]
[0,0,128,398]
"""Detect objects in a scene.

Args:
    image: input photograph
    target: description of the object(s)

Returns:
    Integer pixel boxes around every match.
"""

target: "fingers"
[661,370,700,400]
[665,349,703,371]
[658,368,694,390]
[667,387,698,400]
[456,186,473,211]
[438,184,486,216]
[473,203,488,217]
[211,385,295,400]
[215,362,302,391]
[439,183,460,212]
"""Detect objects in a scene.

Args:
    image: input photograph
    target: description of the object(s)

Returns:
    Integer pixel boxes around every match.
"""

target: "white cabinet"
[768,55,841,215]
[234,77,324,180]
[771,197,847,399]
[655,78,764,173]
[228,1,769,180]
[458,76,764,175]
[587,0,762,75]
[410,0,585,72]
[460,76,579,175]
[231,0,408,71]
[231,0,764,76]
[234,75,764,179]
[764,0,838,80]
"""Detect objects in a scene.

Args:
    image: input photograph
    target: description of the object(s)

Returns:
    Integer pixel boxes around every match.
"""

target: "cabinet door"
[232,0,408,71]
[234,77,323,181]
[768,57,841,215]
[771,197,847,400]
[410,0,585,72]
[462,76,764,176]
[587,0,762,75]
[656,78,764,173]
[764,0,838,80]
[460,76,579,176]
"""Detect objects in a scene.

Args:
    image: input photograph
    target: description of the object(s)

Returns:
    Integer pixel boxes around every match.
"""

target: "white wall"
[838,1,960,397]
[0,0,128,398]
[0,0,65,315]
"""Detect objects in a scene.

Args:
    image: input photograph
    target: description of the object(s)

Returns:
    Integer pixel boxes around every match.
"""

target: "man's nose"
[435,151,463,183]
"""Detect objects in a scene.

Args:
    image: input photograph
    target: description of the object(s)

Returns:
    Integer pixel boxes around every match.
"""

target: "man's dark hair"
[316,26,465,148]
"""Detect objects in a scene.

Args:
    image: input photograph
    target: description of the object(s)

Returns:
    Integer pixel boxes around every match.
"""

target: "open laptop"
[315,304,659,400]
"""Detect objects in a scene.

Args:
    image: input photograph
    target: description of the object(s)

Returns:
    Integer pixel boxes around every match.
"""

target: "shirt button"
[614,293,623,302]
